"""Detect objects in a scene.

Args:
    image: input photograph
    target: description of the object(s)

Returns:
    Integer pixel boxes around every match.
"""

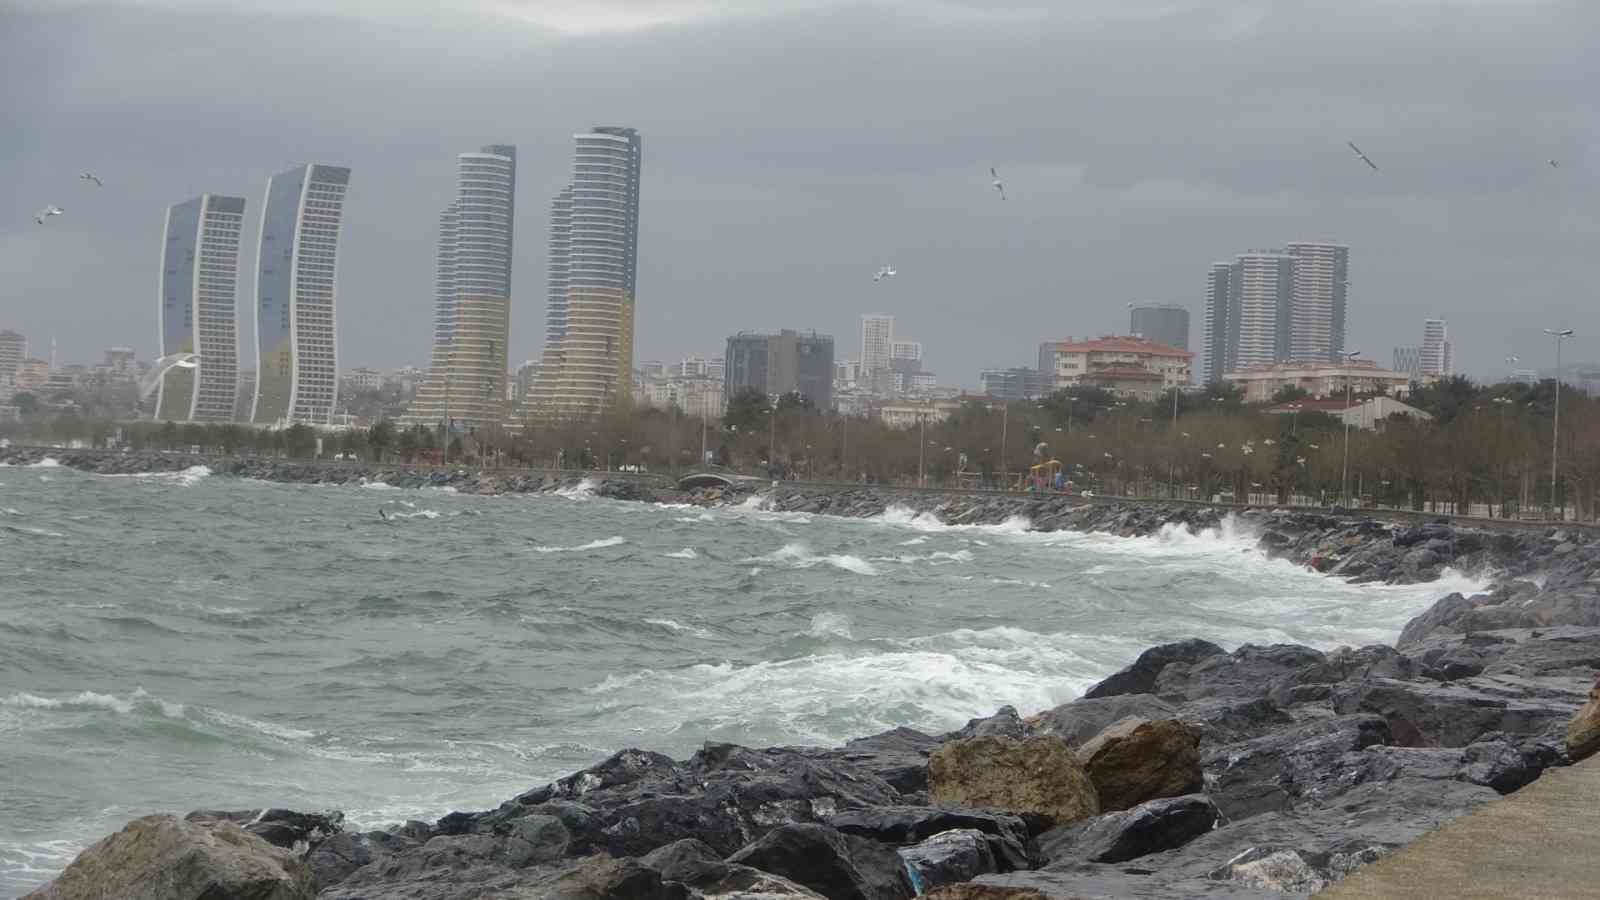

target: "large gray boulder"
[1082,639,1226,699]
[1040,795,1220,865]
[897,829,999,895]
[23,814,316,900]
[727,824,911,900]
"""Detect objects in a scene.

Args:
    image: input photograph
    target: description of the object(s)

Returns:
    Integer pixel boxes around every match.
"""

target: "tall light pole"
[918,411,927,487]
[1545,328,1573,518]
[997,401,1009,489]
[1339,350,1361,508]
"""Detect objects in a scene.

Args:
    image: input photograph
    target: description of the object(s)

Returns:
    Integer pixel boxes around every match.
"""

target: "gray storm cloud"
[3,0,1596,380]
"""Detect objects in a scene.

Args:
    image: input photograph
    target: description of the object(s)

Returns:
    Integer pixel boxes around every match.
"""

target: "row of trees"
[5,375,1597,519]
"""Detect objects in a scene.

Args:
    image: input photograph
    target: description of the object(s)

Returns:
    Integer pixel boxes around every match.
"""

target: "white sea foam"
[27,458,61,468]
[361,480,398,491]
[556,479,599,499]
[2,525,65,538]
[807,611,854,639]
[645,618,712,638]
[1,508,20,516]
[664,547,699,559]
[583,624,1115,744]
[533,536,626,553]
[898,536,929,546]
[870,549,974,565]
[747,543,878,576]
[389,509,440,520]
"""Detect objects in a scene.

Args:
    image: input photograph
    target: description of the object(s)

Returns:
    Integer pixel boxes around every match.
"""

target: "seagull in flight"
[1548,159,1560,169]
[990,167,1006,200]
[873,265,897,282]
[79,172,103,187]
[1347,142,1379,171]
[33,205,63,225]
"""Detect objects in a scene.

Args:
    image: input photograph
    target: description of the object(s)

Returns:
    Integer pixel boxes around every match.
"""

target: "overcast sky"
[3,0,1597,384]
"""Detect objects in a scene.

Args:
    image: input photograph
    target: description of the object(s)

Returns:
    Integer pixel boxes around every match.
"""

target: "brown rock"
[1074,717,1202,812]
[23,814,316,900]
[1568,680,1600,762]
[927,736,1100,827]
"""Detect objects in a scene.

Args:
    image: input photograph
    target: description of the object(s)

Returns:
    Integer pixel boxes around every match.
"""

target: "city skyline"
[5,2,1596,387]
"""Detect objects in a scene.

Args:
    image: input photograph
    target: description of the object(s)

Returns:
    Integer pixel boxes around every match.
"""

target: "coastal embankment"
[12,445,1600,898]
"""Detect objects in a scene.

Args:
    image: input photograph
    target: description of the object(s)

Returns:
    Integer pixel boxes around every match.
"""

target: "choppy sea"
[0,459,1485,896]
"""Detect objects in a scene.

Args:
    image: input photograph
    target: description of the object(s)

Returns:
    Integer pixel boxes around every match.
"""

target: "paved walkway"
[1320,754,1600,899]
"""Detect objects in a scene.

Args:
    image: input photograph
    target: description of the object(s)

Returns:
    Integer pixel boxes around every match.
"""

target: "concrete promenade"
[1320,754,1600,899]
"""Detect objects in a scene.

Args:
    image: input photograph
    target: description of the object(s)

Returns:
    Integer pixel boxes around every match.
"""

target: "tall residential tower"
[1420,318,1452,377]
[250,164,351,426]
[533,127,643,414]
[157,193,246,422]
[1204,244,1349,382]
[410,145,516,427]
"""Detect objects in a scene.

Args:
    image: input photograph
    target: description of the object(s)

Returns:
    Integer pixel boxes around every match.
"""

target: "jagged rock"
[898,829,998,895]
[1074,718,1202,811]
[306,830,419,888]
[641,839,825,898]
[184,808,343,851]
[1568,679,1600,761]
[808,726,942,794]
[1203,714,1390,820]
[1082,639,1226,699]
[1040,795,1220,865]
[726,824,911,900]
[1174,696,1294,746]
[1210,847,1328,893]
[927,736,1099,827]
[1154,644,1328,703]
[1027,694,1178,745]
[921,887,1053,900]
[952,705,1027,740]
[1328,674,1587,748]
[527,856,690,900]
[828,806,1029,869]
[458,744,902,858]
[1456,732,1563,794]
[23,814,316,900]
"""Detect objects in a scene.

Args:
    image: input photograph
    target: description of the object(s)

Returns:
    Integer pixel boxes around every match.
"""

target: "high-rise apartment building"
[1393,346,1422,378]
[410,145,516,428]
[1129,303,1191,353]
[0,330,26,390]
[861,315,894,376]
[251,164,350,426]
[724,330,835,410]
[533,127,643,415]
[1204,245,1346,384]
[157,193,245,422]
[1202,263,1234,385]
[1285,243,1349,363]
[1420,318,1452,377]
[891,340,923,363]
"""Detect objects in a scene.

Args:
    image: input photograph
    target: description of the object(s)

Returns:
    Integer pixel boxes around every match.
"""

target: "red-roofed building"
[1037,336,1193,400]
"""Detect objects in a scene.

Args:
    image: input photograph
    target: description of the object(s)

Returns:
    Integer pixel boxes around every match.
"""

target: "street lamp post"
[1545,328,1574,519]
[918,412,927,487]
[1339,350,1361,509]
[999,402,1009,488]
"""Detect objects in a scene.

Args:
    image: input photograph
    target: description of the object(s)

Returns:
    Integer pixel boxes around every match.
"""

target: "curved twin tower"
[157,164,351,426]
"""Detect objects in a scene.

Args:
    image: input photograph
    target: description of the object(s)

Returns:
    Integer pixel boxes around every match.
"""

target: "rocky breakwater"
[721,483,1581,586]
[0,446,676,503]
[26,588,1600,899]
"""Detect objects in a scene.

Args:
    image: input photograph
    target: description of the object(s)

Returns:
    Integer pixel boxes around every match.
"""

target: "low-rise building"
[1226,360,1411,403]
[344,367,383,391]
[876,397,966,429]
[1037,336,1192,398]
[980,367,1051,400]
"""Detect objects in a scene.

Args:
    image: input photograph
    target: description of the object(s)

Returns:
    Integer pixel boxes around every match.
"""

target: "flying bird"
[1347,141,1379,172]
[33,205,63,225]
[79,172,103,187]
[872,265,897,282]
[1548,159,1560,169]
[990,167,1006,200]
